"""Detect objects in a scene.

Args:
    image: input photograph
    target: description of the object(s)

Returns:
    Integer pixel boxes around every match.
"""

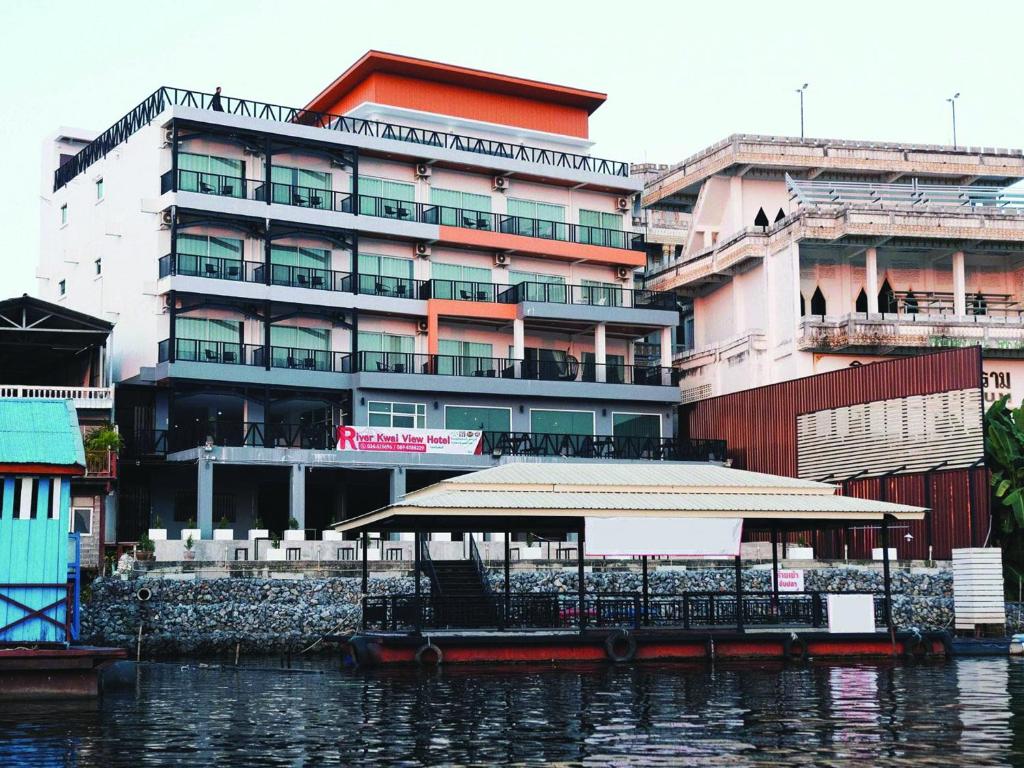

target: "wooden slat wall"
[685,348,988,560]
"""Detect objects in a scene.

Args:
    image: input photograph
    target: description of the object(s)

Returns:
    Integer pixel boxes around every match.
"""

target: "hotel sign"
[336,426,483,455]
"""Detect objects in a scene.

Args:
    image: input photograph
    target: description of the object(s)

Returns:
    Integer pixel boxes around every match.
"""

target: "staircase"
[430,559,490,600]
[420,537,496,628]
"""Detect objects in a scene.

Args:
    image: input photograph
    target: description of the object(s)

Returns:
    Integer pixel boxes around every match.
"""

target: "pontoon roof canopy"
[333,462,926,534]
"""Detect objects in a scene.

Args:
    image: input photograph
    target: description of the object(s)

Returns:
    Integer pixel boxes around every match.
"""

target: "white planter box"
[518,546,544,560]
[787,546,814,560]
[265,547,286,561]
[181,528,202,542]
[148,528,167,541]
[284,529,306,541]
[214,529,234,541]
[871,547,898,561]
[321,530,344,541]
[248,528,269,540]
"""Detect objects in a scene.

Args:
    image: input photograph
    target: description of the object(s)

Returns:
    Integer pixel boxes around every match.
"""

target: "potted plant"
[135,533,155,562]
[214,515,234,541]
[266,533,286,561]
[322,524,343,542]
[148,514,167,541]
[181,516,202,543]
[284,516,305,541]
[787,538,814,560]
[248,515,269,541]
[183,534,196,561]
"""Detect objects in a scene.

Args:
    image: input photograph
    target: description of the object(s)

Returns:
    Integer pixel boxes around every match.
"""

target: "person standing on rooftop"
[211,86,224,112]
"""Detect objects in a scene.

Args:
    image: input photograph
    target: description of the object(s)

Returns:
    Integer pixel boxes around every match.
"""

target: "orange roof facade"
[304,51,607,139]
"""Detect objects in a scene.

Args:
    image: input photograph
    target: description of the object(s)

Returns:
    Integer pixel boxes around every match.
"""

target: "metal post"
[577,521,586,631]
[263,300,272,371]
[170,121,178,192]
[361,530,369,630]
[263,223,272,286]
[641,555,649,627]
[352,151,359,216]
[351,233,359,294]
[169,204,178,275]
[799,90,804,139]
[881,517,893,630]
[264,136,272,205]
[414,531,421,631]
[504,530,511,626]
[734,554,744,632]
[771,525,780,615]
[924,471,934,558]
[167,288,177,363]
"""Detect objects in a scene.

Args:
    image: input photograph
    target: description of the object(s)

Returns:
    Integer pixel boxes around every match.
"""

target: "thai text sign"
[336,426,482,455]
[773,569,804,592]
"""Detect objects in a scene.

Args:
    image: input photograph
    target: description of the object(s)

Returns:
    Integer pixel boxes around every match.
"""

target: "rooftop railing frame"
[55,86,631,192]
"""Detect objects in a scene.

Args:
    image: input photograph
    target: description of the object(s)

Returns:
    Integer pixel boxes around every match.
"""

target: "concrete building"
[639,134,1024,407]
[39,52,704,549]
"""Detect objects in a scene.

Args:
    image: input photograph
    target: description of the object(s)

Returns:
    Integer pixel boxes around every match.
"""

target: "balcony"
[159,253,352,292]
[355,351,677,386]
[56,86,632,192]
[158,339,353,372]
[0,385,113,410]
[84,449,117,478]
[161,170,643,253]
[798,312,1024,356]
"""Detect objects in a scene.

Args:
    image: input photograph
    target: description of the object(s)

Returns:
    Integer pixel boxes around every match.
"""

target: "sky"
[2,0,1023,295]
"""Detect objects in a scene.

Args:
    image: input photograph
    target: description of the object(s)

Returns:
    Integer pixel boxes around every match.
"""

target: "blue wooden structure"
[0,399,85,645]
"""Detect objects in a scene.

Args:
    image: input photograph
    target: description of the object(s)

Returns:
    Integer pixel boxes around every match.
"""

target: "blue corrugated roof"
[0,399,85,467]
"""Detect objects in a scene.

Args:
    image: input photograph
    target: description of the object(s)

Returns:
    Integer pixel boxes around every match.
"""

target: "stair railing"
[467,533,493,596]
[419,536,441,598]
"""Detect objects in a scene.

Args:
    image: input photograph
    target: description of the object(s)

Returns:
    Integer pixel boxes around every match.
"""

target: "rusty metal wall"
[685,348,988,559]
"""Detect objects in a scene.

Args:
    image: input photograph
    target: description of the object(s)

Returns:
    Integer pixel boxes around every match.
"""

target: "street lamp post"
[796,83,809,139]
[947,92,960,149]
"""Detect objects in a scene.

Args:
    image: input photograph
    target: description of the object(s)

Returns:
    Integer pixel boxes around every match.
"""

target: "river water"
[2,657,1024,766]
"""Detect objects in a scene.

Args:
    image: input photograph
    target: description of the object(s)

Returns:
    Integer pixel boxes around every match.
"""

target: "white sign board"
[336,426,482,455]
[827,594,876,634]
[584,517,743,558]
[773,569,804,593]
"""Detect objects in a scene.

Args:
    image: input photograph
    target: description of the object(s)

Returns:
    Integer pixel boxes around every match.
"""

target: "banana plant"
[986,395,1024,535]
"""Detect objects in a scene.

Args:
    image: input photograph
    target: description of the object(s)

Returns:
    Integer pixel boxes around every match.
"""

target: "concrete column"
[389,467,406,504]
[197,459,214,539]
[865,247,879,314]
[953,250,966,316]
[660,326,673,370]
[594,322,607,382]
[512,316,525,377]
[289,464,305,530]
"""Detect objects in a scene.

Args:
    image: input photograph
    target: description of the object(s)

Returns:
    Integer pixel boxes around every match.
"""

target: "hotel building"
[641,135,1024,407]
[38,52,696,545]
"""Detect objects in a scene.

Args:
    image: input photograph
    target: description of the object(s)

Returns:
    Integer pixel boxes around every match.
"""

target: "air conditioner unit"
[162,129,175,146]
[160,210,174,227]
[492,176,509,192]
[415,242,431,259]
[162,294,177,310]
[616,266,632,280]
[616,196,630,212]
[415,163,432,178]
[416,319,429,334]
[494,252,510,267]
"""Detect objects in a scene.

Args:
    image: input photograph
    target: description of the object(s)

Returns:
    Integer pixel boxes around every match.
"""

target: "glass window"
[612,413,661,439]
[173,318,241,363]
[506,198,566,240]
[430,187,492,227]
[445,406,511,432]
[582,352,626,383]
[95,258,102,276]
[176,317,240,342]
[60,204,67,225]
[432,262,493,300]
[509,270,567,302]
[95,178,104,200]
[578,209,625,247]
[270,245,330,286]
[358,332,415,373]
[271,165,332,208]
[58,279,66,296]
[179,153,243,197]
[358,253,414,297]
[580,279,622,307]
[367,401,425,428]
[71,507,92,535]
[438,339,494,375]
[358,177,415,218]
[177,234,243,279]
[270,326,330,369]
[530,410,594,436]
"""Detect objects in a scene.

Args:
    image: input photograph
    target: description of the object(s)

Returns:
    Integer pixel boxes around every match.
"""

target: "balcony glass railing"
[159,253,353,292]
[56,86,631,192]
[159,170,643,252]
[158,338,351,373]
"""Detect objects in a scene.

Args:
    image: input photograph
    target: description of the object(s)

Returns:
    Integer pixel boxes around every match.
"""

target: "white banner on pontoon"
[584,517,744,558]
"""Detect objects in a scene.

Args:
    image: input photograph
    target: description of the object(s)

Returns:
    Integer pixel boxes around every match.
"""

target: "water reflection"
[0,659,1023,766]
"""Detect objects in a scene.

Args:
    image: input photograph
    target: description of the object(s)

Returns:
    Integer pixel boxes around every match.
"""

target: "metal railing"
[498,281,675,309]
[160,253,353,292]
[466,535,491,596]
[168,421,334,452]
[0,385,114,407]
[481,432,726,461]
[158,339,351,372]
[788,174,1024,211]
[55,86,630,191]
[85,449,117,477]
[254,346,353,373]
[362,591,888,632]
[356,274,429,299]
[122,428,167,456]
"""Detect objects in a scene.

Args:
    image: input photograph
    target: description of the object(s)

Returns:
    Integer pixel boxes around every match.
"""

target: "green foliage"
[84,423,124,453]
[984,395,1024,593]
[217,516,229,529]
[153,515,163,529]
[288,517,299,530]
[136,533,155,553]
[185,534,194,551]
